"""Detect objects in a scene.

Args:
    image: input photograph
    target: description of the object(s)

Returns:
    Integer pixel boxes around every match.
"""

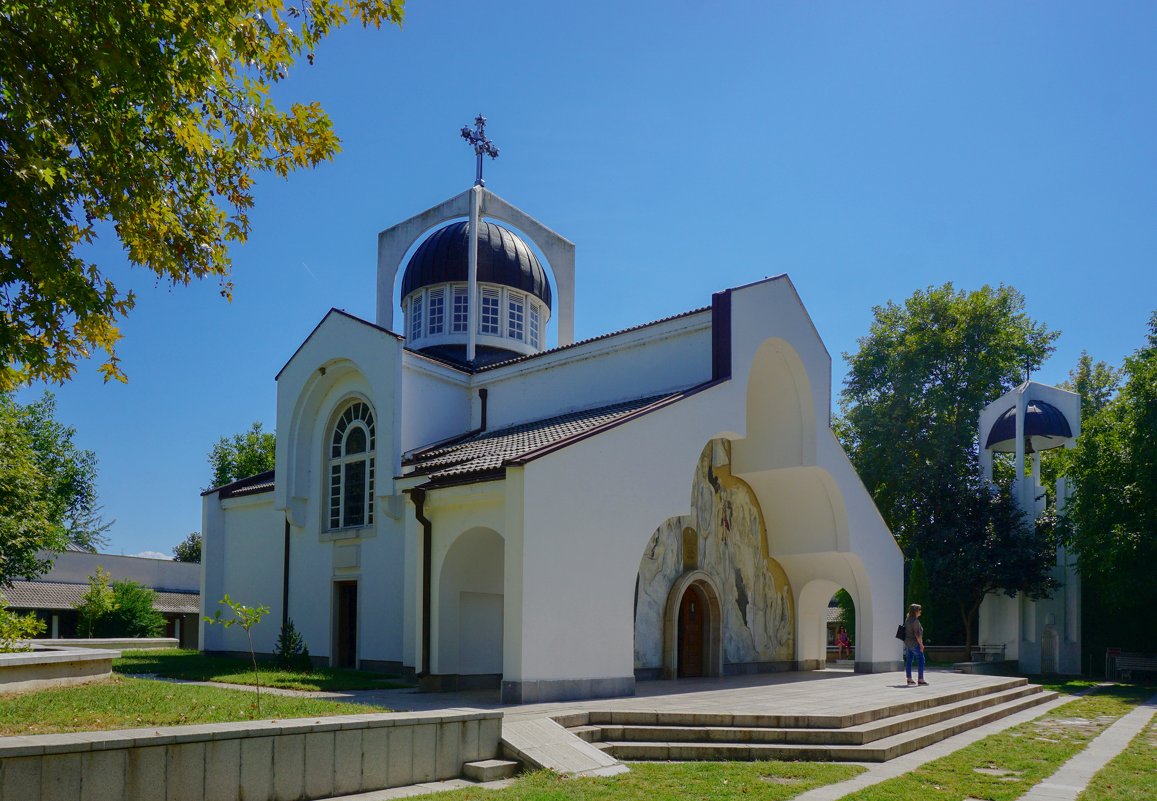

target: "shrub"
[86,580,166,638]
[0,595,46,652]
[274,618,312,671]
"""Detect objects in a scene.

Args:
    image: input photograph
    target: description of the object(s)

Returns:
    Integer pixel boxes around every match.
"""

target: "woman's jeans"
[905,647,925,680]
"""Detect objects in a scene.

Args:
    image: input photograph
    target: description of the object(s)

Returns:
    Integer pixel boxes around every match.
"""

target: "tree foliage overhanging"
[837,283,1060,646]
[0,391,107,587]
[0,0,406,390]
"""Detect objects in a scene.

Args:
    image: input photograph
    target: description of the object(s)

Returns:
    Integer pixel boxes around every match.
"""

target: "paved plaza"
[294,668,1153,801]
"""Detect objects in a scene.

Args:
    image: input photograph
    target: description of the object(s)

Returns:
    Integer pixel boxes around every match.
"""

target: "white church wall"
[477,311,713,431]
[203,494,284,655]
[269,313,410,668]
[511,388,734,698]
[275,311,405,529]
[421,483,507,677]
[399,357,472,453]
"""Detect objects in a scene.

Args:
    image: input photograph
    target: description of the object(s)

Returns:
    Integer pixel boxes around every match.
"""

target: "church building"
[201,127,904,702]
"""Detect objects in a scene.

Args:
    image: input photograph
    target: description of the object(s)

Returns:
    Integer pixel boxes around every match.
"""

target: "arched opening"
[827,588,856,666]
[677,584,708,677]
[661,571,724,679]
[436,527,504,684]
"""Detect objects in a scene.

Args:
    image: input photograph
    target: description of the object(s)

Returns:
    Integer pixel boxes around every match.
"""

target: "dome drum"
[401,220,553,363]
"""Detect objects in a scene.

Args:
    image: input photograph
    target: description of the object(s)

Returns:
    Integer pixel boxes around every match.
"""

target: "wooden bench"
[970,643,1007,662]
[1114,653,1157,681]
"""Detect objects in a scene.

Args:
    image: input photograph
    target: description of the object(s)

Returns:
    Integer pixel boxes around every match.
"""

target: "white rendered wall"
[501,276,902,687]
[475,312,712,431]
[399,356,472,452]
[201,495,284,655]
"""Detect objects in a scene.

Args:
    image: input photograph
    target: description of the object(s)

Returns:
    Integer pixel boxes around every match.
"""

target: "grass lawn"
[0,675,387,736]
[1080,710,1157,801]
[114,648,413,692]
[436,762,865,801]
[839,684,1153,801]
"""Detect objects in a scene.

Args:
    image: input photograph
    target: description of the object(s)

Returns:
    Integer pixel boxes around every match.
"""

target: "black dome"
[401,221,552,308]
[985,400,1073,453]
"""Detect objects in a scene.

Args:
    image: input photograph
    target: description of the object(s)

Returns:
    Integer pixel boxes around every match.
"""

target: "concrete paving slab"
[1013,692,1156,801]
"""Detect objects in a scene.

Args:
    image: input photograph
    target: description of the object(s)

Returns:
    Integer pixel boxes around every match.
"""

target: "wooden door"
[677,586,705,678]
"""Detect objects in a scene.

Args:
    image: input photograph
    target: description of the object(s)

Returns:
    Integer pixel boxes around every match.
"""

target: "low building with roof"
[3,547,200,648]
[201,144,904,702]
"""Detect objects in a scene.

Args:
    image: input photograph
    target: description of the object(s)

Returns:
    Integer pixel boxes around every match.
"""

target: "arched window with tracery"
[329,401,375,529]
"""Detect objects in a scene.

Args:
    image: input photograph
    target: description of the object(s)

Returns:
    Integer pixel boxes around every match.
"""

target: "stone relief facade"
[635,439,795,670]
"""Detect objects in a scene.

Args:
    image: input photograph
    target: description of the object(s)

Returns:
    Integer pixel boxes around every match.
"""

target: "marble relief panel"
[635,439,794,669]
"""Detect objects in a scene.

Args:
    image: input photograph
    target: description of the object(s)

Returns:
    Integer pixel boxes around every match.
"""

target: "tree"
[1062,311,1157,656]
[838,283,1060,645]
[75,565,118,638]
[0,391,105,587]
[905,554,930,637]
[209,421,276,488]
[920,471,1058,647]
[172,531,202,563]
[1059,351,1122,416]
[0,1,406,390]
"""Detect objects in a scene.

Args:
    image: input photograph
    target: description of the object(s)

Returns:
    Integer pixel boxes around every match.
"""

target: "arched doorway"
[662,571,723,679]
[678,585,708,677]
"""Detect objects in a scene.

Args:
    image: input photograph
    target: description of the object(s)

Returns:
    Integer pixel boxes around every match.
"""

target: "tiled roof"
[2,581,200,614]
[403,394,679,481]
[204,469,276,498]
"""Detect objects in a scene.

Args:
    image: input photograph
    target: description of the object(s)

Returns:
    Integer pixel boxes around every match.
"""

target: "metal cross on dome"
[461,115,499,186]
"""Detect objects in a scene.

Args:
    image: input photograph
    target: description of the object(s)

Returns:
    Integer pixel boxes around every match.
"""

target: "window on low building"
[329,401,376,529]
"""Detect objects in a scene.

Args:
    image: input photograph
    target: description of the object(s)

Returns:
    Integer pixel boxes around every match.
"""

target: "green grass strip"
[1079,711,1157,801]
[113,648,412,691]
[840,685,1152,801]
[436,762,865,801]
[0,675,386,735]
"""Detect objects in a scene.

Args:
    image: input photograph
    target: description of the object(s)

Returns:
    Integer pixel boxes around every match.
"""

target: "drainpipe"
[478,388,488,432]
[282,519,291,630]
[411,487,433,677]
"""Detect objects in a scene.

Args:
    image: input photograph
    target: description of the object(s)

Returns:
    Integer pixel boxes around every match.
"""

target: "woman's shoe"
[907,679,916,686]
[918,680,929,686]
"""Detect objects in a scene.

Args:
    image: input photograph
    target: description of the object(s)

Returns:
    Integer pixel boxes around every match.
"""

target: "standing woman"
[905,603,927,686]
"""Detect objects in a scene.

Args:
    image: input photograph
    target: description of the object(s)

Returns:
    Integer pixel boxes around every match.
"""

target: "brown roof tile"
[403,394,678,481]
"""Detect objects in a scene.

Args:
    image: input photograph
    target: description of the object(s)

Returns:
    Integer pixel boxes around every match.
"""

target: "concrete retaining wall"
[0,647,118,694]
[40,638,179,651]
[0,710,502,801]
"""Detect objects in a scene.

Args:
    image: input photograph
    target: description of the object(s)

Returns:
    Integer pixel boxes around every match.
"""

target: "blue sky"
[21,3,1157,557]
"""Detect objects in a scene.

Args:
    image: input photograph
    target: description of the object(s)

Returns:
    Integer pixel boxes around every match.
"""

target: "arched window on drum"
[329,401,375,529]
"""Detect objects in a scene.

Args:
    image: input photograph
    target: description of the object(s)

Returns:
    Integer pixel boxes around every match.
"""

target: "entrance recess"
[662,570,723,679]
[678,585,707,677]
[335,581,358,668]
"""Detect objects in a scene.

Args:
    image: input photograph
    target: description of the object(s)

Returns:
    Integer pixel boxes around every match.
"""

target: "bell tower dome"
[400,220,553,365]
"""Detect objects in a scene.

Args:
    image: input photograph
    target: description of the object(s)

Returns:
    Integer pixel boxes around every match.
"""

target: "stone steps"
[559,679,1055,763]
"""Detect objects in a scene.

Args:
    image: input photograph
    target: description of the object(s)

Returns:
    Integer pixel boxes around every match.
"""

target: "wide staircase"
[552,676,1055,762]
